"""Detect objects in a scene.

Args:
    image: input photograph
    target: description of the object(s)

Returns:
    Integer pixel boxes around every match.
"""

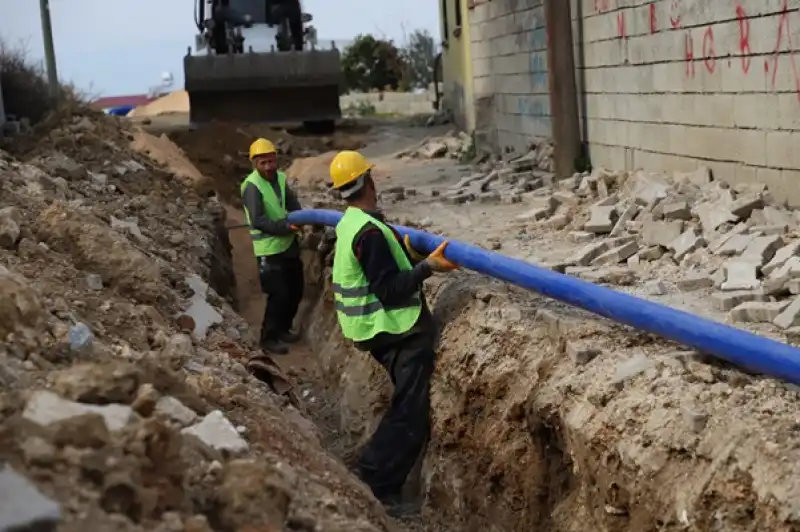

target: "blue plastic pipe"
[288,209,800,384]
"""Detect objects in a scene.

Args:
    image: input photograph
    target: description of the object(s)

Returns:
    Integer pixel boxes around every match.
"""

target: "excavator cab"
[184,0,342,130]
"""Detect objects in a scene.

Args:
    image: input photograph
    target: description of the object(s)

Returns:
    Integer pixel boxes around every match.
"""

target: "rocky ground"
[4,105,800,532]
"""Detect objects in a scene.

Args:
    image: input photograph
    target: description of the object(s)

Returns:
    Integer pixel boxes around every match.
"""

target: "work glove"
[403,234,427,262]
[424,241,459,273]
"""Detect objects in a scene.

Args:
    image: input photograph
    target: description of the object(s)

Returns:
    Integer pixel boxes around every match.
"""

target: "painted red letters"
[702,27,716,73]
[736,4,751,73]
[650,3,657,34]
[685,31,695,78]
[770,0,800,101]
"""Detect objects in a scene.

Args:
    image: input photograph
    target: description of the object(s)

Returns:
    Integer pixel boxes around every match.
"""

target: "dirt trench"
[175,121,800,532]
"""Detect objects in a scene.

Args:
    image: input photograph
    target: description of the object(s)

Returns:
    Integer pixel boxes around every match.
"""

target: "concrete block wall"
[579,0,800,204]
[470,0,552,153]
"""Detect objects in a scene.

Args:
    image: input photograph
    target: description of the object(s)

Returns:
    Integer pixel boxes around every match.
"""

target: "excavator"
[184,0,342,131]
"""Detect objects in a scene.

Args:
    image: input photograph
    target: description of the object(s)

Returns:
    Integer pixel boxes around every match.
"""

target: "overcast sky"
[0,0,439,96]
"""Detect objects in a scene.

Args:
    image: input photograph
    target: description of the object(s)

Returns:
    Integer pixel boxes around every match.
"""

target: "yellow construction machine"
[184,0,342,132]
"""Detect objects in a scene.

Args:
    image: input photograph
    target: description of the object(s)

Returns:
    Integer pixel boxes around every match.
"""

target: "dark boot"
[279,331,301,344]
[261,338,288,355]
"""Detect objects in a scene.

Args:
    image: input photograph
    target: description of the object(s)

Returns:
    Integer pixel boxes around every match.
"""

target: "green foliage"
[343,99,377,117]
[341,34,405,93]
[400,29,436,89]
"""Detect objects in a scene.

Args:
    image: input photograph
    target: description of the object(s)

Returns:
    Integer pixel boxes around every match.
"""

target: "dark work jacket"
[351,210,435,353]
[241,172,302,260]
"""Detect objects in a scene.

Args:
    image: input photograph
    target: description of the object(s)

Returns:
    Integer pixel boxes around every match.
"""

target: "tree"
[341,34,405,92]
[401,29,437,90]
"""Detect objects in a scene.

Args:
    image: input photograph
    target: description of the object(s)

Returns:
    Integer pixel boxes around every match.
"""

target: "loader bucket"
[184,49,342,127]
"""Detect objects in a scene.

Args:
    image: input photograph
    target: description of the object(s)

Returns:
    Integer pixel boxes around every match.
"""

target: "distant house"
[91,94,153,116]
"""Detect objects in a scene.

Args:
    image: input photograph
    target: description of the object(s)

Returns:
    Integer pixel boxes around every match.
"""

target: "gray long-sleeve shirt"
[242,174,302,258]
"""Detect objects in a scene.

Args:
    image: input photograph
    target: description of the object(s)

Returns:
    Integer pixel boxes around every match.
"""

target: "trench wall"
[464,0,800,205]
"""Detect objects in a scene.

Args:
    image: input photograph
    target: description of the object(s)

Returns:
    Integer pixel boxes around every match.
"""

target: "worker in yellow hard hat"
[328,150,458,516]
[241,138,304,355]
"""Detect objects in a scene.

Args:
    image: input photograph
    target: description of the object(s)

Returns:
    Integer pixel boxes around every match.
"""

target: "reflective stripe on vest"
[240,170,295,256]
[331,207,422,342]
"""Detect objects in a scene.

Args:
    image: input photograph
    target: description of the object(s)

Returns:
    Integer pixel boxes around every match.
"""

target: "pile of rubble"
[397,130,473,160]
[0,112,390,531]
[501,163,800,333]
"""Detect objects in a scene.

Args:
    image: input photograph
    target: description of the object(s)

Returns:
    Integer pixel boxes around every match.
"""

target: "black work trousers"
[257,254,304,343]
[357,332,435,498]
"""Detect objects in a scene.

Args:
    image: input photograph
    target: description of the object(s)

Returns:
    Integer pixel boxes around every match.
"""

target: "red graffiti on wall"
[736,4,751,74]
[650,3,657,34]
[702,26,716,73]
[594,0,610,13]
[617,11,626,39]
[669,0,681,29]
[684,31,695,78]
[770,0,800,101]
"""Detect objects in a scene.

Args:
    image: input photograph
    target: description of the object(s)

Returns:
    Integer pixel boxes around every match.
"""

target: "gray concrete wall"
[341,90,436,116]
[466,0,800,204]
[578,0,800,204]
[470,0,551,154]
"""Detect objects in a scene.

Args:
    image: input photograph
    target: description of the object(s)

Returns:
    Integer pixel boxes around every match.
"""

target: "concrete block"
[730,194,764,219]
[584,205,618,234]
[693,201,738,234]
[0,465,61,531]
[566,340,601,365]
[641,220,684,248]
[670,230,706,262]
[569,231,594,243]
[637,246,664,261]
[682,408,709,433]
[750,225,788,236]
[741,235,784,265]
[610,205,639,237]
[714,234,754,256]
[677,272,713,292]
[662,200,692,221]
[774,297,800,330]
[553,191,579,206]
[673,166,712,187]
[155,396,198,426]
[593,241,639,266]
[181,410,249,455]
[730,300,791,323]
[22,390,137,432]
[710,290,768,312]
[762,241,800,276]
[788,279,800,294]
[646,280,667,295]
[721,261,761,291]
[708,223,749,253]
[569,241,609,266]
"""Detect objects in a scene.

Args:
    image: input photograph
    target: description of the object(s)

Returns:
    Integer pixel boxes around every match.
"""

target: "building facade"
[439,0,475,131]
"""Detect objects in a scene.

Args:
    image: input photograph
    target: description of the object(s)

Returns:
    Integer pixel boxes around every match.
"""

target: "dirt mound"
[0,110,394,530]
[128,90,189,118]
[169,122,366,206]
[129,130,213,196]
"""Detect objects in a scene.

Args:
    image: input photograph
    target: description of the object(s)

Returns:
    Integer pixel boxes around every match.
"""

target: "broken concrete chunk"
[625,171,670,206]
[569,241,610,266]
[584,205,618,234]
[714,234,753,256]
[641,220,684,248]
[774,297,800,329]
[593,241,639,266]
[741,235,783,265]
[569,231,594,243]
[721,261,761,291]
[673,166,711,187]
[662,200,691,221]
[670,230,706,262]
[155,396,198,426]
[612,353,654,385]
[681,408,709,433]
[646,280,667,295]
[22,390,137,432]
[181,410,248,455]
[0,206,22,249]
[750,224,787,236]
[729,194,764,218]
[762,241,800,276]
[710,290,767,311]
[0,465,61,531]
[565,340,601,365]
[637,246,664,261]
[730,300,791,323]
[677,272,713,292]
[610,205,639,236]
[693,201,738,234]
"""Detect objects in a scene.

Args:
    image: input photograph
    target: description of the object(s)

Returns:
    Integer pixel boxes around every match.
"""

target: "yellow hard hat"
[329,150,374,189]
[249,138,276,160]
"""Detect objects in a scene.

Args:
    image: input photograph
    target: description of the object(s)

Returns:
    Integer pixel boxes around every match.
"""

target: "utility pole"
[39,0,59,100]
[544,0,581,179]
